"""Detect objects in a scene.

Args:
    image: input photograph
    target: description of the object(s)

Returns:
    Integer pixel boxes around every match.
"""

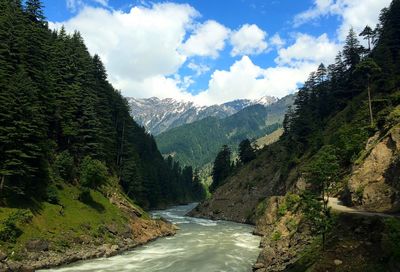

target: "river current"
[42,203,261,272]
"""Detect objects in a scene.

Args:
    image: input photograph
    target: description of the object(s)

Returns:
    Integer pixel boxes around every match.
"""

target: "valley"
[1,0,400,271]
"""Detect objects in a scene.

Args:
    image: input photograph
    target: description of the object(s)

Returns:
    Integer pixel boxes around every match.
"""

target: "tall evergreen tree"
[210,145,232,192]
[238,139,256,164]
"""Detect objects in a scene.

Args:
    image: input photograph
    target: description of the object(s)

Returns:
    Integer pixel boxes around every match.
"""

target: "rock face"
[348,125,400,212]
[252,197,312,272]
[188,144,289,224]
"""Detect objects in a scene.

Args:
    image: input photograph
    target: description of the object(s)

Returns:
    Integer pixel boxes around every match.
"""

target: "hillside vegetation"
[156,95,294,168]
[192,0,400,271]
[0,0,204,269]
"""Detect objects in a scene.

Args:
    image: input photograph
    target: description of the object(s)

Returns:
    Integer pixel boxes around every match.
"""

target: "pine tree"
[343,28,364,70]
[238,139,256,164]
[210,145,232,192]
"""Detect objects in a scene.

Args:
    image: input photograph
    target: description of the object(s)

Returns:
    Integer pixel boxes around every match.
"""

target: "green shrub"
[386,106,400,128]
[55,151,76,182]
[330,125,368,166]
[286,193,301,211]
[271,231,282,241]
[286,218,298,232]
[384,218,400,261]
[79,156,108,188]
[46,185,60,205]
[278,202,288,217]
[78,187,92,203]
[0,210,32,242]
[255,200,267,218]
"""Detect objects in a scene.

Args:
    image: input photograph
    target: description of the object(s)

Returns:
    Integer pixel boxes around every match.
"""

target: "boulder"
[25,239,49,252]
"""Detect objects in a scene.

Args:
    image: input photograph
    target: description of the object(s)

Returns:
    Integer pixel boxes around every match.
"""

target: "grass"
[0,183,138,258]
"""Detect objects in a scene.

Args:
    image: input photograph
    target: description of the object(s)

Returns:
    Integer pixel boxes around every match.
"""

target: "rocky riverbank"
[0,189,178,272]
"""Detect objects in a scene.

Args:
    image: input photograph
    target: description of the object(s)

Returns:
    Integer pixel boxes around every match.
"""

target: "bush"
[271,231,282,241]
[384,218,400,261]
[55,151,76,182]
[0,210,32,243]
[286,193,301,211]
[79,156,108,188]
[330,125,368,166]
[78,187,92,203]
[278,202,288,217]
[46,185,60,205]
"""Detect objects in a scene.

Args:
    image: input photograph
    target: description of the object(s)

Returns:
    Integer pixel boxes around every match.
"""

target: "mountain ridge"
[128,96,278,135]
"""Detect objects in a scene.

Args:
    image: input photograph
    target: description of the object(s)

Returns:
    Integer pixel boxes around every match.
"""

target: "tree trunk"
[367,78,374,127]
[0,176,5,201]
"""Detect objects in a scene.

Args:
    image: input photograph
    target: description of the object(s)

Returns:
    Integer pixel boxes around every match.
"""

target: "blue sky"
[43,0,391,105]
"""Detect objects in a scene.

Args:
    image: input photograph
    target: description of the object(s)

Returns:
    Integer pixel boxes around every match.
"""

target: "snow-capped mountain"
[127,96,277,135]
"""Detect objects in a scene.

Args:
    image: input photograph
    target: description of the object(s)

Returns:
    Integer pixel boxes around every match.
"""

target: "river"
[42,203,261,272]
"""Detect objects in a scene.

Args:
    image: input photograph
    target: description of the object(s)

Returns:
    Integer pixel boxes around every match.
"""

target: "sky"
[43,0,392,105]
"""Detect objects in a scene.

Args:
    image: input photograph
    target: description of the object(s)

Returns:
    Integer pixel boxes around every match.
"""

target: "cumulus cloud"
[194,56,316,105]
[66,0,109,12]
[269,33,285,49]
[187,62,210,76]
[54,0,388,106]
[180,20,230,59]
[230,24,268,56]
[194,31,340,105]
[51,3,199,100]
[294,0,391,41]
[275,33,340,66]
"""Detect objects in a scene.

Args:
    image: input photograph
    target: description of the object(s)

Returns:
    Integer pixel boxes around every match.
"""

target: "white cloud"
[66,0,84,12]
[51,3,199,100]
[275,33,340,66]
[180,20,230,59]
[93,0,108,6]
[294,0,391,41]
[230,24,268,56]
[66,0,109,12]
[187,62,210,76]
[270,33,285,49]
[194,56,317,105]
[193,31,341,105]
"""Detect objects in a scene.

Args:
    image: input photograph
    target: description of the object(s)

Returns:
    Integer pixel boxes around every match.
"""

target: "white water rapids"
[41,203,261,272]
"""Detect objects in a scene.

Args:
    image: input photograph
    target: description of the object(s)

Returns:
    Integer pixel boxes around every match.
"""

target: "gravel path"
[327,197,399,218]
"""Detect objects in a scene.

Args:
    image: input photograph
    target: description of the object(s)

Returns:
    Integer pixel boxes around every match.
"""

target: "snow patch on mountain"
[127,96,277,135]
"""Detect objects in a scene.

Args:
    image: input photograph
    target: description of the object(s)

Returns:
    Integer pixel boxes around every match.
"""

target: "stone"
[0,250,7,261]
[253,263,265,269]
[334,259,343,266]
[25,239,49,252]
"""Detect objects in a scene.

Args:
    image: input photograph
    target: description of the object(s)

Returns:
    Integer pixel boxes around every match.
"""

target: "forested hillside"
[156,95,293,168]
[0,0,204,210]
[192,0,400,270]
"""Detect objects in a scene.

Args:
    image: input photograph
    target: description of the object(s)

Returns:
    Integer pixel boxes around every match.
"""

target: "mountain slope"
[155,95,294,168]
[128,96,277,135]
[191,1,400,271]
[0,1,199,269]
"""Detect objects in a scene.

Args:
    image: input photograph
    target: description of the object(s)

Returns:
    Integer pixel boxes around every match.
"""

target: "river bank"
[1,218,176,272]
[39,203,261,272]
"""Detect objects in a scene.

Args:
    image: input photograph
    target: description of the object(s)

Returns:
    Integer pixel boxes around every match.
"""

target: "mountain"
[0,1,204,270]
[128,96,277,135]
[155,95,294,168]
[191,1,400,271]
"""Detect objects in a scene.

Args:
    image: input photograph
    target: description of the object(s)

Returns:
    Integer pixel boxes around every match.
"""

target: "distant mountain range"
[154,95,295,168]
[127,96,277,135]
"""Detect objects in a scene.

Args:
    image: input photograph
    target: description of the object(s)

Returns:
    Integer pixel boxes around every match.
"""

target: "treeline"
[282,0,400,166]
[156,103,284,168]
[208,0,400,203]
[0,0,205,208]
[210,139,256,192]
[279,0,400,246]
